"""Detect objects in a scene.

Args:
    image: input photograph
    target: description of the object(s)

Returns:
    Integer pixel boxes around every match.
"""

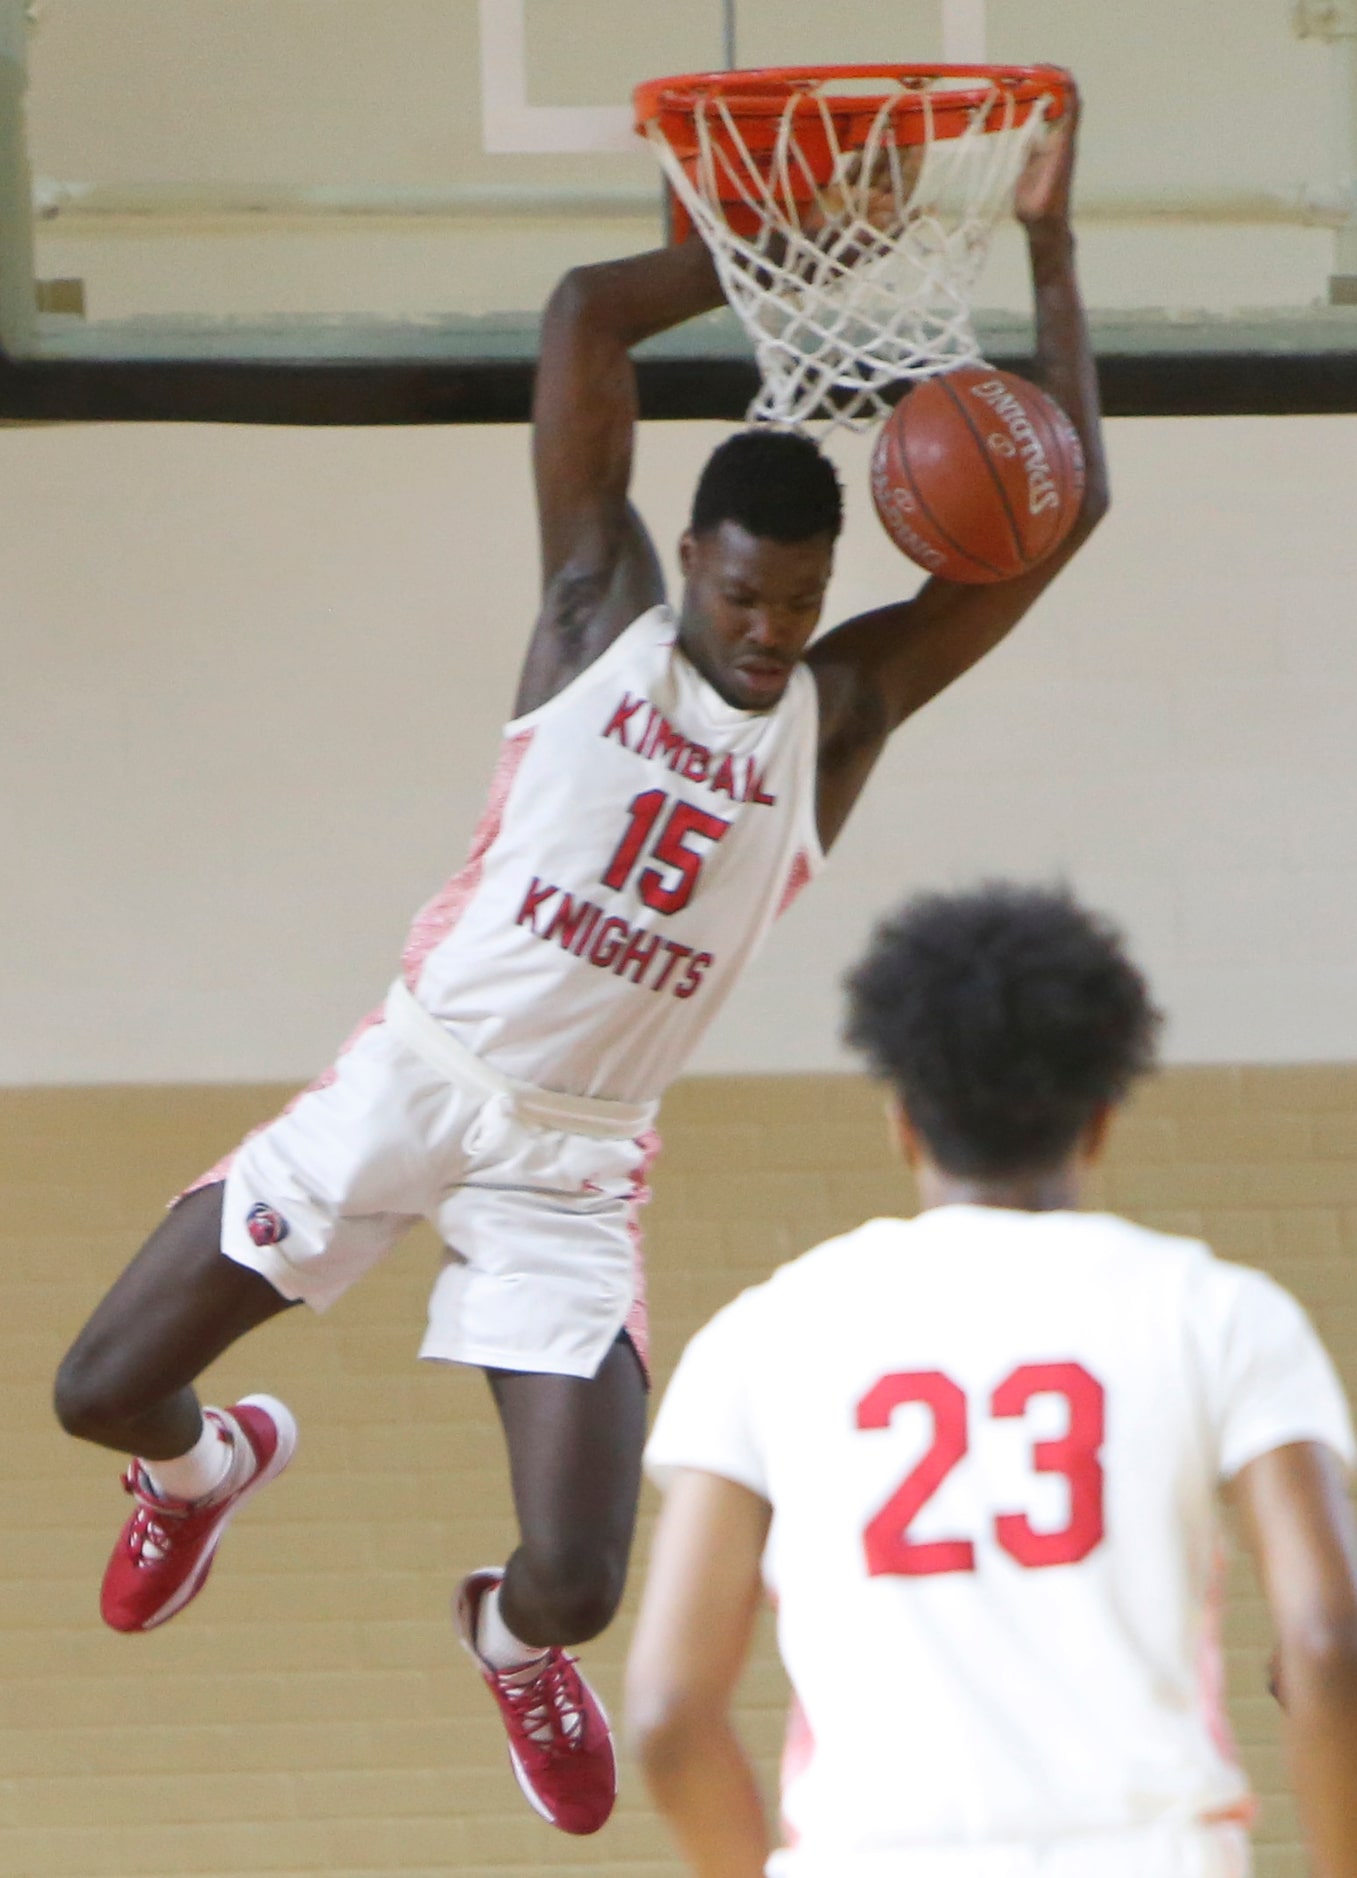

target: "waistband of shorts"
[384,977,657,1141]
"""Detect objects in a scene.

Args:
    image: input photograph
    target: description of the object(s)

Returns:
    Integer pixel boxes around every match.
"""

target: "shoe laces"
[120,1464,193,1567]
[495,1650,586,1753]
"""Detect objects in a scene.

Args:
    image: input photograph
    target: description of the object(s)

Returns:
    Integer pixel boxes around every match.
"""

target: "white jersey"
[401,606,821,1102]
[646,1206,1355,1876]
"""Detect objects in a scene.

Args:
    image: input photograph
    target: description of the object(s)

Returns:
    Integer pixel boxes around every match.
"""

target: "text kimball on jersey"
[603,694,778,805]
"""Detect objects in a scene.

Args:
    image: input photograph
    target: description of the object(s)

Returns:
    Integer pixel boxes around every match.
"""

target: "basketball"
[870,366,1086,583]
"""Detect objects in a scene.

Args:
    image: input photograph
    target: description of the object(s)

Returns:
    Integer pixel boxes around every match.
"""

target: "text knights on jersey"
[602,694,778,806]
[515,877,714,1001]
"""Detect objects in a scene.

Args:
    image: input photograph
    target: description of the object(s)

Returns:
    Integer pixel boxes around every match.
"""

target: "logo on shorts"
[246,1202,290,1248]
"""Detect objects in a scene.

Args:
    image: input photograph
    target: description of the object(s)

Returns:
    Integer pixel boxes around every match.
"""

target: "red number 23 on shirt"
[855,1363,1106,1576]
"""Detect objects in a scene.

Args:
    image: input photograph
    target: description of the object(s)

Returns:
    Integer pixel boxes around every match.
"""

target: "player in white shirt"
[630,883,1357,1878]
[56,110,1108,1836]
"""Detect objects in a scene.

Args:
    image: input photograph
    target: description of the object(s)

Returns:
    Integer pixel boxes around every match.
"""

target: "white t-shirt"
[645,1206,1355,1875]
[399,606,821,1102]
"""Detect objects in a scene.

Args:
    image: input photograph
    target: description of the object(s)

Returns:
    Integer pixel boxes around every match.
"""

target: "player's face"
[678,521,834,711]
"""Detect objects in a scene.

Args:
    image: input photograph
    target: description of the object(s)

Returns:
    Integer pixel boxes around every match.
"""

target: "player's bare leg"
[489,1332,647,1643]
[55,1183,295,1453]
[54,1183,300,1631]
[455,1332,647,1835]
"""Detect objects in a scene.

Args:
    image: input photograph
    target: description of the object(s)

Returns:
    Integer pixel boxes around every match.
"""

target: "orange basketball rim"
[634,65,1074,244]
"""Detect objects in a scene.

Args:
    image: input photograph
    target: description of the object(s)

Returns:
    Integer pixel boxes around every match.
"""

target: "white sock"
[143,1410,236,1504]
[476,1580,549,1676]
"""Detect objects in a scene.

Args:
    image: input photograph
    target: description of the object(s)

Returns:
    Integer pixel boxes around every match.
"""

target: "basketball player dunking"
[55,101,1105,1836]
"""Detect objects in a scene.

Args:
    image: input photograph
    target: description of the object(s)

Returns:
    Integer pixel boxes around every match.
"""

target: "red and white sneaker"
[455,1567,617,1836]
[100,1395,297,1634]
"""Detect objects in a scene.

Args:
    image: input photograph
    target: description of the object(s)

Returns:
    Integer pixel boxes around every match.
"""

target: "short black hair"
[843,883,1161,1178]
[690,428,843,543]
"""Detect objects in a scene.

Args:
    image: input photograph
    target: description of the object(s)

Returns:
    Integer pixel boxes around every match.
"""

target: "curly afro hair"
[690,428,843,544]
[843,882,1162,1179]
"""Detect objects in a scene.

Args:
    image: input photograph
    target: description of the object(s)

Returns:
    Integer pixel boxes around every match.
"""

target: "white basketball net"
[643,76,1057,433]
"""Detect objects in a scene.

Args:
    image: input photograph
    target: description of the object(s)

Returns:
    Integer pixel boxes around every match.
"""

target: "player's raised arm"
[1232,1441,1357,1878]
[807,89,1109,851]
[515,241,726,715]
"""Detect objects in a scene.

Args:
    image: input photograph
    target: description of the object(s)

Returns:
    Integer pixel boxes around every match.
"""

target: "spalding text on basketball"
[969,377,1061,516]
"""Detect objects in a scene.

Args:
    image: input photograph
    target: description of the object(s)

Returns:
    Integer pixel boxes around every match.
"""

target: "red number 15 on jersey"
[856,1362,1106,1577]
[602,789,730,916]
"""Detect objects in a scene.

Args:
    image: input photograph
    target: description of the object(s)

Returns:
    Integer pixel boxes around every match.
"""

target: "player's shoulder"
[1098,1222,1319,1378]
[507,602,676,729]
[691,1220,898,1346]
[774,1215,908,1280]
[751,1216,934,1319]
[1177,1239,1312,1335]
[1036,1211,1276,1315]
[1044,1221,1322,1389]
[1057,1209,1216,1274]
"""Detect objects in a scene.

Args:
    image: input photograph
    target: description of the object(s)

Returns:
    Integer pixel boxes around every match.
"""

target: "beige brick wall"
[3,1066,1355,1877]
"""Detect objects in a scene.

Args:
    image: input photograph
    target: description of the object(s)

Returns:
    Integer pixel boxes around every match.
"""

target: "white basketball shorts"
[183,980,659,1380]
